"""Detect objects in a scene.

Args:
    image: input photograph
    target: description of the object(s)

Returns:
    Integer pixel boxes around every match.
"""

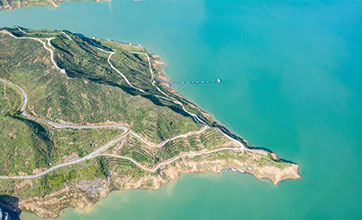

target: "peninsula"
[0,27,300,218]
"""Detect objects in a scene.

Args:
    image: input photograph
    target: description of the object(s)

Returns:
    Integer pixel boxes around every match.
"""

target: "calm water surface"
[1,0,362,218]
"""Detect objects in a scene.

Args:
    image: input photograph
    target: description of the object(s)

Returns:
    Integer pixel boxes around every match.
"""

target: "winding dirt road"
[0,30,245,180]
[101,146,242,172]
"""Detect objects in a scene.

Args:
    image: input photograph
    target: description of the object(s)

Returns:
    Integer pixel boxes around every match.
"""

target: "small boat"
[217,79,221,83]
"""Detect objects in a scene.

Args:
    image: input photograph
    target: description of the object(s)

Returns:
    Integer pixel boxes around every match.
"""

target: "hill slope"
[0,27,300,218]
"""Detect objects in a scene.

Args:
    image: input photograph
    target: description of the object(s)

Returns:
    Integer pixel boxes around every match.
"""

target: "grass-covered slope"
[0,27,201,142]
[0,80,124,176]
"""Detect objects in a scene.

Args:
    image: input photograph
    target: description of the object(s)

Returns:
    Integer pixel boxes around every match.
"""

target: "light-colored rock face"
[78,179,105,196]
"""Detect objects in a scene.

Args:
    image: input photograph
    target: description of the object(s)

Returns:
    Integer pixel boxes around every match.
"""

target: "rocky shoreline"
[19,146,300,218]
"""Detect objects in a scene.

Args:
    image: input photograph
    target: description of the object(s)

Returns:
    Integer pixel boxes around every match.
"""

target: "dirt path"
[0,78,222,180]
[0,31,245,179]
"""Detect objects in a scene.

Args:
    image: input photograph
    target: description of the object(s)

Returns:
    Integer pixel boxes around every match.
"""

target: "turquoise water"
[1,1,362,218]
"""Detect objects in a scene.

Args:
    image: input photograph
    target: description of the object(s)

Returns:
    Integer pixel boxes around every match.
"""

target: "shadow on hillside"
[0,195,21,220]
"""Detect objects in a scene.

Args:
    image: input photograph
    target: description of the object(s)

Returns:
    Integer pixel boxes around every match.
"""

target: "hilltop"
[0,27,300,218]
